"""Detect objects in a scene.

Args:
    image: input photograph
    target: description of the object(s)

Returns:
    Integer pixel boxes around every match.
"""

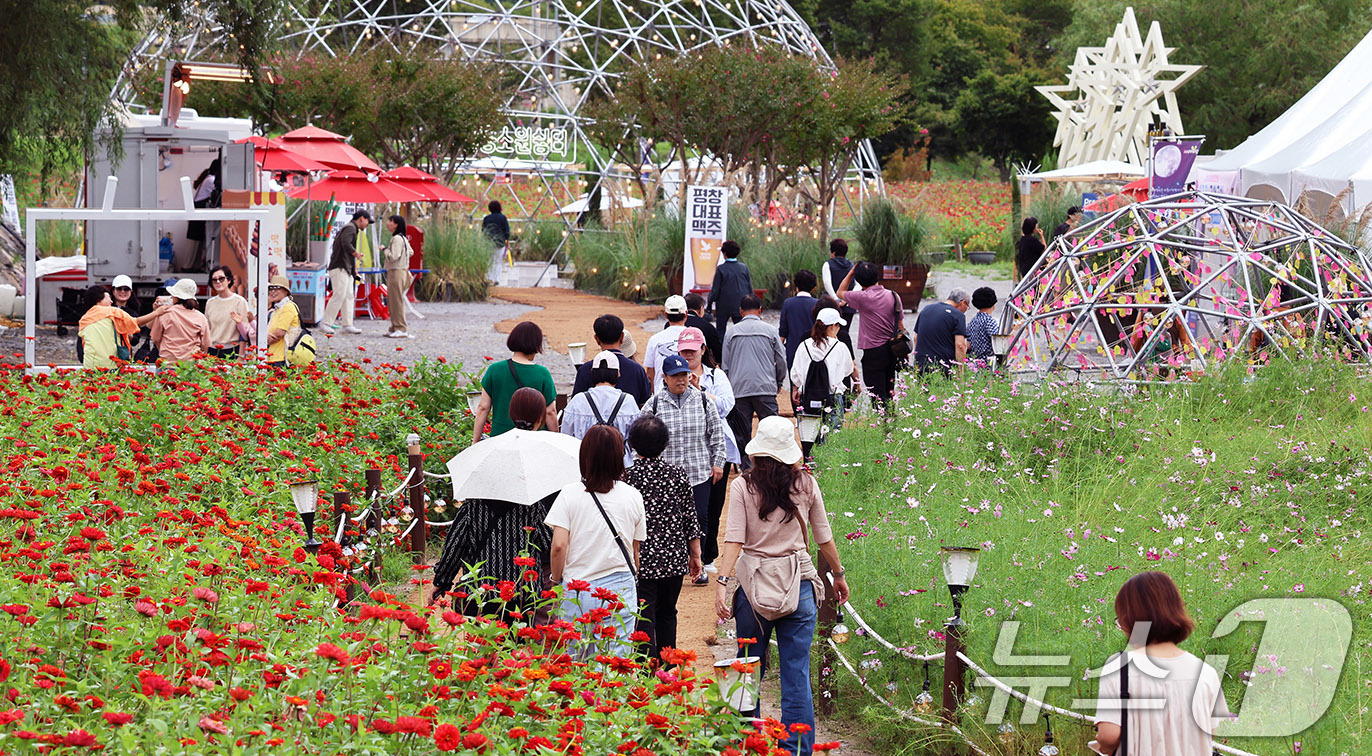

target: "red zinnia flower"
[433,723,462,752]
[102,712,134,727]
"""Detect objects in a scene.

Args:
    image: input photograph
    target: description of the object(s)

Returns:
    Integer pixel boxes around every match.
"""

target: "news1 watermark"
[971,598,1351,737]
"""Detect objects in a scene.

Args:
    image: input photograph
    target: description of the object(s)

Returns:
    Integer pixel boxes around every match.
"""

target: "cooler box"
[287,267,328,324]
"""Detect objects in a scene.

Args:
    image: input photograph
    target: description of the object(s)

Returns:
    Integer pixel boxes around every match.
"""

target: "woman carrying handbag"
[714,416,851,756]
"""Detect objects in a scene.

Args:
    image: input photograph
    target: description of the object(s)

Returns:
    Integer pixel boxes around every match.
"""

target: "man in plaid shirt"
[642,355,726,576]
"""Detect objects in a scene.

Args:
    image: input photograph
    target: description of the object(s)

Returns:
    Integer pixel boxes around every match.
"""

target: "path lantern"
[939,546,981,626]
[290,480,323,552]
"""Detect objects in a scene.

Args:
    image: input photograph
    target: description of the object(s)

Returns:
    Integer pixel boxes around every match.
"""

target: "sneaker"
[342,326,363,334]
[704,562,718,575]
[692,573,710,586]
[385,330,408,339]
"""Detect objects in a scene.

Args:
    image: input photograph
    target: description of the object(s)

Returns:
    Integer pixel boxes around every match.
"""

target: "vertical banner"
[0,175,18,232]
[1149,136,1205,199]
[683,185,728,294]
[221,191,288,299]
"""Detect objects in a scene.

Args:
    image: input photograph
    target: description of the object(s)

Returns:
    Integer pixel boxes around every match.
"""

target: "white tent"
[554,192,645,215]
[1195,29,1372,195]
[1289,130,1372,217]
[1020,160,1145,183]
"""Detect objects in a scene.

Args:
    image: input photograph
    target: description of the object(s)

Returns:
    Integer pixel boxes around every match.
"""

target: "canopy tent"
[1289,130,1372,218]
[279,126,381,173]
[1238,82,1372,202]
[1195,29,1372,196]
[380,167,476,203]
[554,192,645,215]
[1017,160,1145,212]
[286,170,428,203]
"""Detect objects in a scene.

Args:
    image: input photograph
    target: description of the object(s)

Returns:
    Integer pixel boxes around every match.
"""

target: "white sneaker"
[386,330,409,339]
[342,326,363,334]
[704,563,718,575]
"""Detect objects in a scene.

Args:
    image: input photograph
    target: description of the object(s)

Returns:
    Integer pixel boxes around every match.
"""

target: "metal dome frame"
[113,0,884,226]
[1004,191,1372,382]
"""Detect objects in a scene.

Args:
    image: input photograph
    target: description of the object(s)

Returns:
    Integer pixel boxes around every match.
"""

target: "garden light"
[466,389,483,416]
[713,656,761,712]
[1039,714,1059,756]
[939,546,980,626]
[829,610,849,644]
[290,479,322,552]
[913,661,933,713]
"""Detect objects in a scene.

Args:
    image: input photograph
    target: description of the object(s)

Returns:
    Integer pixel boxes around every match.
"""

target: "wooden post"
[364,469,382,536]
[941,620,966,723]
[332,490,354,605]
[815,550,840,717]
[407,434,427,564]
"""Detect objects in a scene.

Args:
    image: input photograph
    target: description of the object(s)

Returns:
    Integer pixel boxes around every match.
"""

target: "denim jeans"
[734,582,818,756]
[560,571,637,659]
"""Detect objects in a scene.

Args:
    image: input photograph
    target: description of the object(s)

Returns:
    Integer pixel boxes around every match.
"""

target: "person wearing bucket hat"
[715,415,850,756]
[789,307,855,462]
[149,278,211,362]
[265,275,301,367]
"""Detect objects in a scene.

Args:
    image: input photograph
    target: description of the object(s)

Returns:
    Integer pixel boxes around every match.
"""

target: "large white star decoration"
[1036,8,1202,168]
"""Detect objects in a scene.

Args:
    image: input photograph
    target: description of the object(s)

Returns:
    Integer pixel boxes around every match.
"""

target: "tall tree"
[951,69,1054,180]
[0,0,284,177]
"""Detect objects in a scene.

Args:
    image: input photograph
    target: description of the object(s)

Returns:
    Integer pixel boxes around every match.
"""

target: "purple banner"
[1149,136,1205,199]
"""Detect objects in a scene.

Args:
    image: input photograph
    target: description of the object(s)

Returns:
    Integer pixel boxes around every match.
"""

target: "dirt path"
[488,287,664,360]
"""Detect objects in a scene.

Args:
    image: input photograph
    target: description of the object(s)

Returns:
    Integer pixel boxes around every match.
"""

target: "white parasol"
[445,430,582,505]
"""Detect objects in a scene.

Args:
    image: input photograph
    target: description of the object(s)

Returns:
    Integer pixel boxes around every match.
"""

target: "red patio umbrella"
[234,137,331,173]
[279,126,381,173]
[380,166,475,203]
[1121,178,1150,200]
[286,170,429,203]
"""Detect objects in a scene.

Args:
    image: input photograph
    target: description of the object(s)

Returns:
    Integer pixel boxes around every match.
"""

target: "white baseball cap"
[590,350,619,370]
[112,275,133,289]
[664,295,688,315]
[816,308,847,326]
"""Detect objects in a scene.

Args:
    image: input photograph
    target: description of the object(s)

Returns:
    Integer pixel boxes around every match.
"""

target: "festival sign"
[683,185,729,293]
[1149,136,1205,199]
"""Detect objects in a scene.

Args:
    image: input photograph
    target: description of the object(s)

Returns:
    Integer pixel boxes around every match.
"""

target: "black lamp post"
[290,480,323,553]
[938,546,981,723]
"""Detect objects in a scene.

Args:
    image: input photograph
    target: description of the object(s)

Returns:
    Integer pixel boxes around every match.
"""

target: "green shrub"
[514,219,569,262]
[416,221,491,301]
[852,198,932,266]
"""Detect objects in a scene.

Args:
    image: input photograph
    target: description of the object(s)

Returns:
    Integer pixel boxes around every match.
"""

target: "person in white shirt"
[643,294,690,392]
[561,351,640,467]
[546,425,647,658]
[789,308,856,461]
[1091,571,1232,756]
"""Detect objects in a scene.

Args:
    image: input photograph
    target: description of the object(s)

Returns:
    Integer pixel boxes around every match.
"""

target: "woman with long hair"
[204,265,250,358]
[714,416,850,755]
[545,423,646,657]
[431,387,559,621]
[1015,216,1046,282]
[1090,571,1231,755]
[788,308,854,462]
[184,158,221,271]
[383,215,413,338]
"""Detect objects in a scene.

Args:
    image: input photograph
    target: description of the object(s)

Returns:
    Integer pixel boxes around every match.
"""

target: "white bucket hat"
[168,278,199,300]
[745,415,802,466]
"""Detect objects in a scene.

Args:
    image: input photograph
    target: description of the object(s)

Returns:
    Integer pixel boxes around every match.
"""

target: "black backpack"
[798,341,837,417]
[587,392,628,426]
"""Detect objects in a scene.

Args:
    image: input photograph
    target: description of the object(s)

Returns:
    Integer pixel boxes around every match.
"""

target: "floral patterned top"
[622,458,703,580]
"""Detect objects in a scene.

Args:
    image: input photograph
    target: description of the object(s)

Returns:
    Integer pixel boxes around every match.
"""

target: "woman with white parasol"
[431,388,581,621]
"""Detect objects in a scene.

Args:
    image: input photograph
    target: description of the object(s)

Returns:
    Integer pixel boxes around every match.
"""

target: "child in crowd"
[966,287,999,364]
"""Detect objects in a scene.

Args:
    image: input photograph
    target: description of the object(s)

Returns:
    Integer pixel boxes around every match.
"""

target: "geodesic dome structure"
[1005,191,1372,382]
[112,0,883,221]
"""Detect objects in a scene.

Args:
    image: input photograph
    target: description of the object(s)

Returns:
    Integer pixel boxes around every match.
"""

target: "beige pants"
[321,268,356,328]
[386,269,411,333]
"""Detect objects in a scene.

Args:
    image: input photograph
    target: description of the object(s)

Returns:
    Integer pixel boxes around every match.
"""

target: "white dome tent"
[1004,191,1372,382]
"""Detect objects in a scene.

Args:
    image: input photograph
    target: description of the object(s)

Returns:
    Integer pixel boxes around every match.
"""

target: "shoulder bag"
[1119,650,1130,756]
[886,289,913,362]
[734,510,819,621]
[588,491,636,579]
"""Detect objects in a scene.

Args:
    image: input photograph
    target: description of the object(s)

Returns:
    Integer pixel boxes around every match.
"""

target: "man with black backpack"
[788,308,855,462]
[561,351,641,467]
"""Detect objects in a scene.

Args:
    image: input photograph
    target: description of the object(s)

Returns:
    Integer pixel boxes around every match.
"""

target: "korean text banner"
[683,185,729,293]
[1150,136,1205,199]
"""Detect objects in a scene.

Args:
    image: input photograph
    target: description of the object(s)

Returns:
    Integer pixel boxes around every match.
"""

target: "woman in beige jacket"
[384,215,413,338]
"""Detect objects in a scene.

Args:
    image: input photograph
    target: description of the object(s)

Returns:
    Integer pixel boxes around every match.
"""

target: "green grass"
[934,257,1013,280]
[820,359,1372,755]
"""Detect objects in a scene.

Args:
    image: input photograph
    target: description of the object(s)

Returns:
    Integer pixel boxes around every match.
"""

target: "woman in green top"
[473,320,559,442]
